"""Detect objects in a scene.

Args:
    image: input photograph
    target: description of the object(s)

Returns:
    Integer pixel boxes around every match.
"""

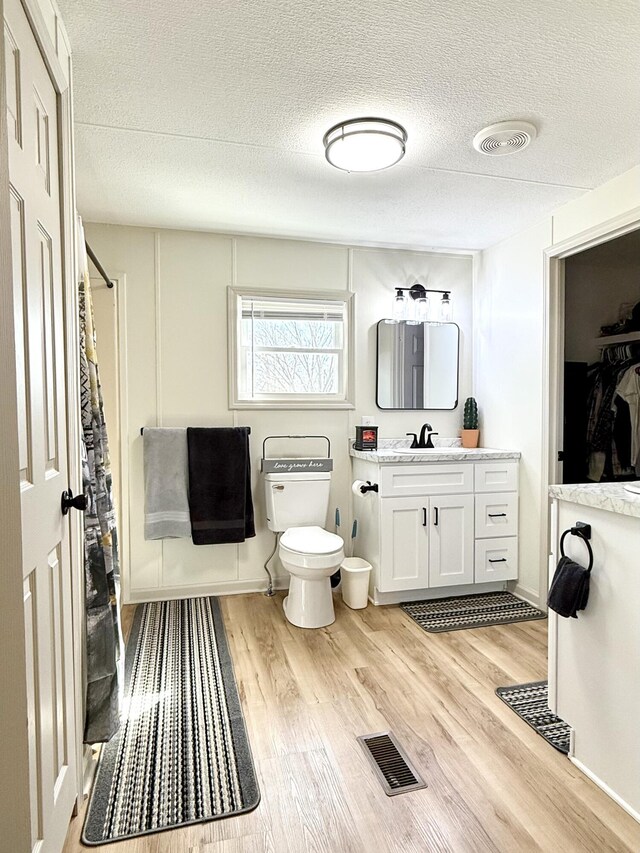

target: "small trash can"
[340,557,372,609]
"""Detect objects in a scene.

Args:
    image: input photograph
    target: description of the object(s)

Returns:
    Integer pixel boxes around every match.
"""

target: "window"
[229,288,354,409]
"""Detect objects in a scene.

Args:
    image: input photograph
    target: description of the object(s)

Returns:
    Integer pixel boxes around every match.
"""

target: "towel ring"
[559,526,594,573]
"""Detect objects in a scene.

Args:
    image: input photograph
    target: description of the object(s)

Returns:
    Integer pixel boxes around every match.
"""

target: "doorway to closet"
[560,229,640,486]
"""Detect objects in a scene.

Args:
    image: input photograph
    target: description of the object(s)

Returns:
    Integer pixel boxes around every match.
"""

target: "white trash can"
[340,558,372,609]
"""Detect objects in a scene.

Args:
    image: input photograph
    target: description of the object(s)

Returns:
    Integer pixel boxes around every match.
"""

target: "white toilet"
[264,471,344,628]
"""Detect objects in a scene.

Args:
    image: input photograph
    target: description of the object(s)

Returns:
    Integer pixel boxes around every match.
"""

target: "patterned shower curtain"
[79,252,123,743]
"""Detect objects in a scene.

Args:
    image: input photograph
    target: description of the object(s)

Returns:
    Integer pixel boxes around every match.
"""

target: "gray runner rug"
[401,591,546,633]
[83,597,260,845]
[496,680,571,754]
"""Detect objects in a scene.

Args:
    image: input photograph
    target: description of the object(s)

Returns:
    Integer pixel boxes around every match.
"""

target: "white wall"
[475,164,640,608]
[475,220,552,605]
[85,223,473,602]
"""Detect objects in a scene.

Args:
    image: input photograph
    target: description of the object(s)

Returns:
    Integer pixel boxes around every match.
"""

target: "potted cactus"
[461,397,480,448]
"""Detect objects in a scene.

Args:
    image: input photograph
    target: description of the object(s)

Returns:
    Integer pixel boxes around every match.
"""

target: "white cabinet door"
[379,497,429,592]
[428,494,475,587]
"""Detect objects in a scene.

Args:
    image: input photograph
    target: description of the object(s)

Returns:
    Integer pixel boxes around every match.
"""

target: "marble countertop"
[549,482,640,519]
[350,438,521,464]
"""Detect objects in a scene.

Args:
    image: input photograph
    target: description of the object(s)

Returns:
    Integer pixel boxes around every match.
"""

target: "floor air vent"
[357,731,427,796]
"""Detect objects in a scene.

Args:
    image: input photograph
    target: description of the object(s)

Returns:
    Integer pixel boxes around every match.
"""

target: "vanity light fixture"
[323,117,407,173]
[386,283,453,323]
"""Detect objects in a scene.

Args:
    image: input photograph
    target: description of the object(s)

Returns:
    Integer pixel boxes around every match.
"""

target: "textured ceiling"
[58,0,640,250]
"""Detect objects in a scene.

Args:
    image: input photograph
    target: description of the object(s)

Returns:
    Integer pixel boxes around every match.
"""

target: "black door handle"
[61,489,88,515]
[433,507,439,526]
[422,507,427,526]
[488,557,507,563]
[488,512,507,518]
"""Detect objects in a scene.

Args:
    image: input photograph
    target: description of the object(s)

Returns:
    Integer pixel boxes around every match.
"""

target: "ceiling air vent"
[473,121,537,156]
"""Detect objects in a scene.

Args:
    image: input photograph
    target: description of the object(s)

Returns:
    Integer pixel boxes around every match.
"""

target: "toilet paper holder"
[359,481,379,494]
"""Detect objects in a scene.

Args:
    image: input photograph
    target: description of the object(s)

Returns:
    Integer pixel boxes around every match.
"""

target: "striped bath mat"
[401,591,546,633]
[496,681,571,754]
[83,598,260,845]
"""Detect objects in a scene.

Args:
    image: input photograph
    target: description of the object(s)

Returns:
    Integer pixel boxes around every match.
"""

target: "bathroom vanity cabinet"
[350,446,520,604]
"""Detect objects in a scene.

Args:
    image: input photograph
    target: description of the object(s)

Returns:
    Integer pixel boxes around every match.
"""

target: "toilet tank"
[264,472,331,532]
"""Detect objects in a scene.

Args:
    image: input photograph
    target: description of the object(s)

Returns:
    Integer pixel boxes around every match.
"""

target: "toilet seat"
[280,526,343,556]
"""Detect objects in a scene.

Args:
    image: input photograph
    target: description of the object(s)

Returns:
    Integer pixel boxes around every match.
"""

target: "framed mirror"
[376,320,459,410]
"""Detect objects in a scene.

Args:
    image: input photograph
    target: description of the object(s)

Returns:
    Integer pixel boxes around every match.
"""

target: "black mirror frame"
[375,319,460,411]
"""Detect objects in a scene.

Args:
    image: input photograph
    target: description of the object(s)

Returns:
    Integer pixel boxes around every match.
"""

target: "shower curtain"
[79,225,123,743]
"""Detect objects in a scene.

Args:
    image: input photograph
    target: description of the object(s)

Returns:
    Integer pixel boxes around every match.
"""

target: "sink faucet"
[406,423,439,449]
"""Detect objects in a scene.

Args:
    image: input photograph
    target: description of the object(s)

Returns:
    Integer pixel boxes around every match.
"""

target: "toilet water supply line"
[263,533,279,597]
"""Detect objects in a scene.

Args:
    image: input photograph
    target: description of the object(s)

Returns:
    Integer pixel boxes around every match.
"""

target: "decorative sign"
[261,457,333,473]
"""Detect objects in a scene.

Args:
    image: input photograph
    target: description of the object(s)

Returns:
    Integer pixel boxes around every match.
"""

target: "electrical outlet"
[361,415,375,426]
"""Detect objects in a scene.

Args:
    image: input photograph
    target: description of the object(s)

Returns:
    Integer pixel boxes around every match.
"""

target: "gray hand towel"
[143,428,191,539]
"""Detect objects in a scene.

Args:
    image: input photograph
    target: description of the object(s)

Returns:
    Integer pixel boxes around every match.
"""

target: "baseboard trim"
[511,582,544,610]
[82,744,99,798]
[569,756,640,825]
[370,581,506,606]
[125,576,290,604]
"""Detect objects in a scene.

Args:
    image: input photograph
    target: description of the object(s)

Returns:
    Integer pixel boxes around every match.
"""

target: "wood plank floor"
[63,593,640,853]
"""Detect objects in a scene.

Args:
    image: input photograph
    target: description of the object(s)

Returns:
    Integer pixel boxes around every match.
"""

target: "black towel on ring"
[547,556,591,618]
[187,427,255,545]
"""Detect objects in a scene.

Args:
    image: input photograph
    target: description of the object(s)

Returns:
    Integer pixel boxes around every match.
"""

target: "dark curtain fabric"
[79,266,123,743]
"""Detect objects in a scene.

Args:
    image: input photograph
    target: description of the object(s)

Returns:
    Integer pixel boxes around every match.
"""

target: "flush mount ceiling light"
[323,117,407,173]
[472,120,537,156]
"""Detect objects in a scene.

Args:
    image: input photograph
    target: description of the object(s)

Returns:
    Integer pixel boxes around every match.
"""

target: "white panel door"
[5,0,78,850]
[428,494,474,587]
[379,497,429,592]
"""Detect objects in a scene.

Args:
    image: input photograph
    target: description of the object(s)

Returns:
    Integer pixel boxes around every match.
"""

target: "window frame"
[228,286,355,410]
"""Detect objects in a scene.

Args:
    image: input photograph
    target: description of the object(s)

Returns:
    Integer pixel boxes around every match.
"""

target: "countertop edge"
[549,484,640,519]
[350,448,522,463]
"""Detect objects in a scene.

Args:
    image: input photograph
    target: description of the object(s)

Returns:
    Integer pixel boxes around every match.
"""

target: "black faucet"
[406,423,439,449]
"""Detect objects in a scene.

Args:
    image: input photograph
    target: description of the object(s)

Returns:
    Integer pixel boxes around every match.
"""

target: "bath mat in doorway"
[496,681,571,754]
[401,591,546,633]
[83,598,260,845]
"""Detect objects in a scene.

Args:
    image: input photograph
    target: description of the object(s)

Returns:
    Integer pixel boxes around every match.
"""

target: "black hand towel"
[547,556,591,618]
[186,427,255,545]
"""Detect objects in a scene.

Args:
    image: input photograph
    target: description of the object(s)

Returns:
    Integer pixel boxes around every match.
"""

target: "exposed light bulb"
[415,296,430,322]
[440,293,452,322]
[392,290,407,322]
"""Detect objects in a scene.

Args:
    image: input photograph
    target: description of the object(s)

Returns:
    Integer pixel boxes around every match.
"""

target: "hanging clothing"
[615,365,640,474]
[584,344,640,482]
[78,220,123,743]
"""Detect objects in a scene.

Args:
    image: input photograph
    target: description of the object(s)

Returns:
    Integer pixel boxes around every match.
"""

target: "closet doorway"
[560,230,640,486]
[543,214,640,604]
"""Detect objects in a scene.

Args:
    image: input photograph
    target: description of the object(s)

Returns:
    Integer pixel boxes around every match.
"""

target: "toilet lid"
[281,526,344,555]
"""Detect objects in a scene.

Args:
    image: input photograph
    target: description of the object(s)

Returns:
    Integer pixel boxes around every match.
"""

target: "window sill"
[230,400,355,411]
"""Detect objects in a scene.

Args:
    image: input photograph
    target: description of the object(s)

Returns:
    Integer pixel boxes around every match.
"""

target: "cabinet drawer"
[475,492,518,538]
[380,463,473,497]
[474,461,518,493]
[475,537,518,582]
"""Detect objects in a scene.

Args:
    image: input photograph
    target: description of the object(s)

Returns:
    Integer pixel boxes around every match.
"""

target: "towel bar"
[559,522,593,572]
[140,426,251,436]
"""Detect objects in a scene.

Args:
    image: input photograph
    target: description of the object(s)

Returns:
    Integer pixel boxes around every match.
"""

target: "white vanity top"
[549,482,640,519]
[350,439,521,464]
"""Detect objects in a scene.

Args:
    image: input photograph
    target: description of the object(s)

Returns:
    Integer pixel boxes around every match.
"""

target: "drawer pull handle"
[433,507,439,526]
[422,507,427,527]
[488,512,507,518]
[488,557,507,563]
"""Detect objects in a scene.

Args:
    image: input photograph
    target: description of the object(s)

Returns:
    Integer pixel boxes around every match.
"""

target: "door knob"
[61,489,88,515]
